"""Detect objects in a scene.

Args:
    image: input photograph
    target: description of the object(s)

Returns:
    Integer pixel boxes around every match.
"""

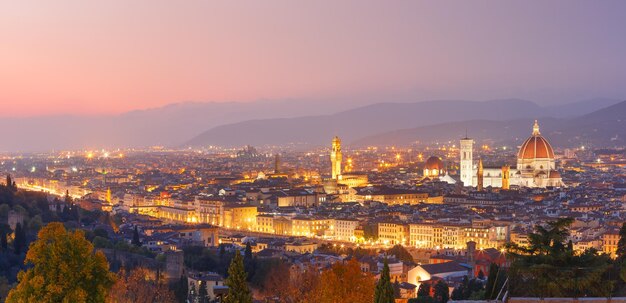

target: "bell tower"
[477,158,484,191]
[501,165,510,190]
[330,136,342,179]
[460,136,474,187]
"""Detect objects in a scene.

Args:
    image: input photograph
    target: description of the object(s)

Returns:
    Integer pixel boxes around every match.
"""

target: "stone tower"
[477,158,484,191]
[330,136,342,179]
[274,153,281,174]
[460,137,474,187]
[501,165,510,190]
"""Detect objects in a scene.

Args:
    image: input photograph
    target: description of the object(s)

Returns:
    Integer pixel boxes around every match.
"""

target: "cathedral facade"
[460,120,564,189]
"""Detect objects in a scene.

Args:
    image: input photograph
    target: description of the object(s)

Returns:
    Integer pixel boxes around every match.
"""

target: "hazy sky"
[1,1,626,116]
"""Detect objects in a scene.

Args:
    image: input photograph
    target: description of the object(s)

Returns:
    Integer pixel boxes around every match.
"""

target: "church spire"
[532,120,540,136]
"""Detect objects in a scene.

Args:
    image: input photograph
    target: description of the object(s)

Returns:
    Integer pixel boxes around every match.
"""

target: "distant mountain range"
[186,98,624,148]
[353,100,626,148]
[0,99,361,152]
[0,98,622,152]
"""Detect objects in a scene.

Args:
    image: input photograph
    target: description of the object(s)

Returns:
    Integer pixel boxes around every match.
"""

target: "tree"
[263,262,319,303]
[224,250,252,303]
[64,190,71,204]
[506,218,613,297]
[374,259,395,303]
[107,267,176,303]
[393,278,401,298]
[6,222,116,302]
[1,230,7,251]
[132,225,141,247]
[13,222,25,254]
[311,259,375,303]
[172,275,188,303]
[409,297,436,303]
[28,215,43,232]
[484,263,502,300]
[617,222,626,260]
[386,244,415,264]
[477,270,485,280]
[433,280,449,303]
[243,242,255,281]
[198,280,208,303]
[189,284,197,303]
[417,282,431,298]
[451,277,468,300]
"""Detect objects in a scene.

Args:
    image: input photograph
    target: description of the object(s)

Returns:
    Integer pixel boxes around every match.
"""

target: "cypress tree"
[224,250,252,303]
[14,222,25,254]
[617,222,626,260]
[1,230,7,251]
[6,174,11,187]
[173,275,188,303]
[131,226,141,247]
[198,280,208,303]
[433,280,449,303]
[417,282,431,297]
[477,269,485,280]
[71,204,80,222]
[393,277,401,298]
[485,263,500,300]
[244,242,253,260]
[374,259,395,303]
[243,242,255,280]
[64,190,71,204]
[189,283,197,302]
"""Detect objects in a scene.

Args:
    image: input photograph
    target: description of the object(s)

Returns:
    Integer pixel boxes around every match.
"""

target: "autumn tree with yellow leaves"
[6,222,116,303]
[107,267,176,303]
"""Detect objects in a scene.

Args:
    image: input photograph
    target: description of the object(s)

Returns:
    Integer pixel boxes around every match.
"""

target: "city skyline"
[1,2,626,302]
[2,1,626,116]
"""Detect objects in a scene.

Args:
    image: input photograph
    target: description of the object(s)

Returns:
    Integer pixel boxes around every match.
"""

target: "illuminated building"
[331,218,360,242]
[351,185,429,205]
[276,190,326,207]
[410,222,508,250]
[223,205,257,230]
[195,197,225,225]
[378,222,409,245]
[460,137,474,186]
[501,165,510,190]
[291,217,332,237]
[477,158,484,191]
[460,120,564,188]
[336,173,368,188]
[256,214,275,233]
[330,136,342,179]
[324,136,368,198]
[603,227,620,258]
[423,156,445,178]
[285,242,318,254]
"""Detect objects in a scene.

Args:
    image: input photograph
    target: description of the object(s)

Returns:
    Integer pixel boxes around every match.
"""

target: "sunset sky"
[1,1,626,117]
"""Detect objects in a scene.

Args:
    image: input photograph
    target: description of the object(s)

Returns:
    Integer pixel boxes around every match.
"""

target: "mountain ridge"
[185,98,622,148]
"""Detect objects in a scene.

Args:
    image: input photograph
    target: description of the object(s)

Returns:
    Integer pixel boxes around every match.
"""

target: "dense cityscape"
[3,1,626,303]
[0,118,625,302]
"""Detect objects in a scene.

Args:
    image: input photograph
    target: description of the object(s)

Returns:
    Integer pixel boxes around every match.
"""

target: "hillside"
[185,99,621,148]
[352,100,626,148]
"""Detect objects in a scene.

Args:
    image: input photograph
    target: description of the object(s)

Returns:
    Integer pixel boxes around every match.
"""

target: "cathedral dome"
[518,120,555,160]
[424,156,444,170]
[549,170,561,179]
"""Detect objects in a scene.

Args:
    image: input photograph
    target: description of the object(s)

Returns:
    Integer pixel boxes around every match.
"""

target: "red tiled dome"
[424,156,444,170]
[518,120,555,160]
